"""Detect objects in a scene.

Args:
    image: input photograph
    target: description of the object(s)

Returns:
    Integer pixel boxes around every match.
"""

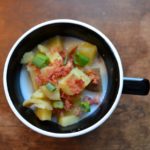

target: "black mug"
[3,19,149,138]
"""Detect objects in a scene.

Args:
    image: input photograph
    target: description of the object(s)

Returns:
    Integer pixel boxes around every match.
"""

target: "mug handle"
[122,77,150,95]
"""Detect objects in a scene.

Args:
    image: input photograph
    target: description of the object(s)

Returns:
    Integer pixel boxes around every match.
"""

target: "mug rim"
[3,19,123,138]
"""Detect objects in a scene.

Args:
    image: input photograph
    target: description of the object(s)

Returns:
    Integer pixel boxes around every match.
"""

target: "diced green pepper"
[80,101,90,112]
[53,101,64,109]
[73,51,89,67]
[32,53,49,68]
[46,83,56,92]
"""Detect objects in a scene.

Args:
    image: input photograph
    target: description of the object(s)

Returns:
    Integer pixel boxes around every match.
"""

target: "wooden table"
[0,0,149,149]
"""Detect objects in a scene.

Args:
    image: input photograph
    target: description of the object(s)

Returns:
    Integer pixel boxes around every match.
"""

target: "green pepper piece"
[32,53,49,68]
[53,101,64,109]
[73,51,89,67]
[46,83,56,92]
[80,101,90,112]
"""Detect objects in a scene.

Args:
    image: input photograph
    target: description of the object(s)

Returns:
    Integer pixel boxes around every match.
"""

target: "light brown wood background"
[0,0,149,150]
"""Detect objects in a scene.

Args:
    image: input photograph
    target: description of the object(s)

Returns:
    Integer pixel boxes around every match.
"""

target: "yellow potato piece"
[58,68,91,95]
[27,65,39,90]
[37,44,49,54]
[48,51,63,64]
[77,42,97,65]
[21,51,34,64]
[58,115,79,127]
[34,108,52,121]
[46,36,64,52]
[23,99,53,110]
[41,86,61,100]
[38,44,63,64]
[31,89,46,99]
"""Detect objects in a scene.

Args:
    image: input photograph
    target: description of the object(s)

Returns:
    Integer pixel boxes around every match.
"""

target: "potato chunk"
[34,108,52,121]
[58,68,91,95]
[46,36,64,52]
[31,89,46,99]
[23,99,53,110]
[38,44,49,54]
[47,51,63,64]
[27,65,39,90]
[41,86,61,100]
[38,44,63,64]
[58,114,79,127]
[21,51,34,64]
[77,42,97,65]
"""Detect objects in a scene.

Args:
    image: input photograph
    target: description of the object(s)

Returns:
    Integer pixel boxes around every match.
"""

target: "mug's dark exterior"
[3,19,149,138]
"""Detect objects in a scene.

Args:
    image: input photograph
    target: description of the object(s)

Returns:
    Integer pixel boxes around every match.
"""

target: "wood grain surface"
[0,0,149,150]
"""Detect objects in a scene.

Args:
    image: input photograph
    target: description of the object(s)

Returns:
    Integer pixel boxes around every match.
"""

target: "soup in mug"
[20,36,108,127]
